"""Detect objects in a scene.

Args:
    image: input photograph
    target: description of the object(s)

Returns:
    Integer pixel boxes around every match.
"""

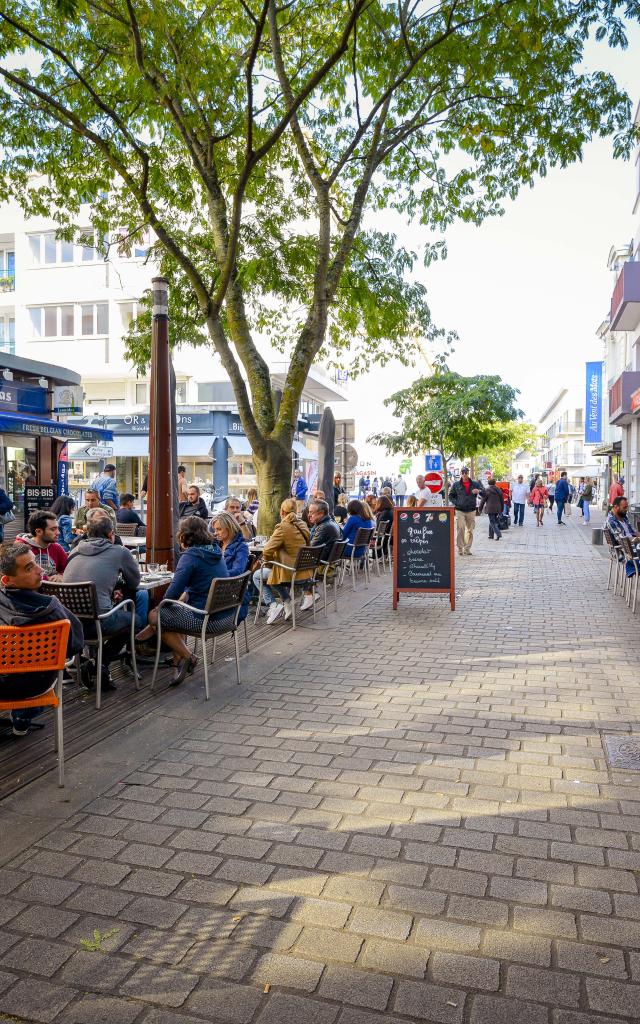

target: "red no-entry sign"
[424,471,444,493]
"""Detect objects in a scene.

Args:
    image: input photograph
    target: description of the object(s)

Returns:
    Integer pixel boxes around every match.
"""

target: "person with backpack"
[90,464,119,511]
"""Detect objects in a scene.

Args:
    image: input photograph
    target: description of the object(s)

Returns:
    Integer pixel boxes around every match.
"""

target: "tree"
[476,421,538,480]
[369,369,523,497]
[0,0,636,528]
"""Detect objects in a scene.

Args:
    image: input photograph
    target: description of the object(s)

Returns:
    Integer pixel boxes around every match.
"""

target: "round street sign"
[424,471,444,493]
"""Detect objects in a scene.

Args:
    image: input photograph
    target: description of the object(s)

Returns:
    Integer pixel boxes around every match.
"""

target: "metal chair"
[370,519,392,576]
[0,619,70,787]
[343,527,374,590]
[319,539,348,616]
[40,581,138,710]
[116,523,138,537]
[619,536,640,609]
[255,545,325,629]
[151,572,251,699]
[603,528,624,594]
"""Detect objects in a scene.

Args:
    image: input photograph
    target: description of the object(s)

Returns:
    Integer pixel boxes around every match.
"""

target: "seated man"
[301,499,341,611]
[225,496,255,541]
[179,485,209,520]
[17,510,68,580]
[0,542,84,736]
[607,496,640,577]
[73,489,117,535]
[116,493,146,533]
[63,517,148,691]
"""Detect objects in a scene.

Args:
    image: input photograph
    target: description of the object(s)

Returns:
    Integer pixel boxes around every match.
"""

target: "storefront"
[0,352,112,515]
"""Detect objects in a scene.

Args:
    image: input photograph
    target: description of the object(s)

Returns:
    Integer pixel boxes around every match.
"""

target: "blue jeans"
[513,502,524,525]
[582,500,590,523]
[556,499,566,523]
[488,513,502,539]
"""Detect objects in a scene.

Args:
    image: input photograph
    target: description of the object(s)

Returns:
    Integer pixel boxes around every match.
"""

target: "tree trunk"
[254,437,293,535]
[440,449,449,503]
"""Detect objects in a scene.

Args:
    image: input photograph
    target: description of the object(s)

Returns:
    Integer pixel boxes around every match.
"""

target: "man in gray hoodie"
[63,518,147,689]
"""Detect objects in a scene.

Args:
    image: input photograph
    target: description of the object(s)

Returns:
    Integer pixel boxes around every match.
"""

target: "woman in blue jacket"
[137,516,228,685]
[342,499,375,557]
[49,495,76,552]
[210,511,251,621]
[0,487,14,543]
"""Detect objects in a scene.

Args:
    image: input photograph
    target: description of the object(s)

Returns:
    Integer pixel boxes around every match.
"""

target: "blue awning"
[225,435,252,456]
[0,411,113,442]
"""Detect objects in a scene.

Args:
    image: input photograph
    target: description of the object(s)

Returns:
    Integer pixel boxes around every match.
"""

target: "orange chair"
[0,619,71,787]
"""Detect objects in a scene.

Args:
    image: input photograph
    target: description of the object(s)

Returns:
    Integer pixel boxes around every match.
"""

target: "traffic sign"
[425,454,443,472]
[424,471,444,494]
[85,445,114,458]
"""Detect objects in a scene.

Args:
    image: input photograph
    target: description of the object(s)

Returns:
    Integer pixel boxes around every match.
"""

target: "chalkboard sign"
[393,505,455,610]
[24,485,57,530]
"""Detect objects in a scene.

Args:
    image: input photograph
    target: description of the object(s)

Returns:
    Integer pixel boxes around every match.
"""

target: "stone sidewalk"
[1,508,640,1024]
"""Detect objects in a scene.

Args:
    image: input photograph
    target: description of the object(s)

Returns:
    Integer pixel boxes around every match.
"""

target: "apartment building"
[0,197,345,499]
[538,387,601,485]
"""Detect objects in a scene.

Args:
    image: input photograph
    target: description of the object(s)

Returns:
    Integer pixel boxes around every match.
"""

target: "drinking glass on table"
[147,563,159,574]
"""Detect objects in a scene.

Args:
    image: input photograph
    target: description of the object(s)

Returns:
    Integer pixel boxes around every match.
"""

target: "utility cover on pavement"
[602,734,640,769]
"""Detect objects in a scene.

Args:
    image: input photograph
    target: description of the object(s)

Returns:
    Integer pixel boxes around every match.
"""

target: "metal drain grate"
[602,734,640,770]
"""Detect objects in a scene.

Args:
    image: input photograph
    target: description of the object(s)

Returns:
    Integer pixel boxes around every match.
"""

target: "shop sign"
[24,485,56,530]
[227,413,246,434]
[0,387,17,411]
[52,384,83,414]
[106,411,213,434]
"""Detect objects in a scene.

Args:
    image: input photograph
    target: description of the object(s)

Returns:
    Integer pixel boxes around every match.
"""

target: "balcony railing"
[610,261,640,331]
[609,369,640,424]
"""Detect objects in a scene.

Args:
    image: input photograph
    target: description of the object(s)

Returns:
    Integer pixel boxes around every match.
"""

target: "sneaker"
[283,600,293,621]
[266,603,284,624]
[10,712,29,737]
[300,594,314,611]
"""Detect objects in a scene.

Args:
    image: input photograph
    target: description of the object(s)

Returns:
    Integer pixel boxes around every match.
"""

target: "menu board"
[24,485,57,530]
[393,506,455,610]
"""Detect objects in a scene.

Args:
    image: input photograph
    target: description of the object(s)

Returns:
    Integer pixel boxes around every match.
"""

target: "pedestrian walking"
[511,474,528,527]
[554,471,570,525]
[393,475,407,506]
[449,467,484,555]
[530,477,548,527]
[479,478,504,541]
[547,479,556,512]
[581,477,594,524]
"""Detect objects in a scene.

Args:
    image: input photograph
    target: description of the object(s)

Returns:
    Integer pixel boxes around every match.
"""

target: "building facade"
[537,387,602,487]
[0,197,345,500]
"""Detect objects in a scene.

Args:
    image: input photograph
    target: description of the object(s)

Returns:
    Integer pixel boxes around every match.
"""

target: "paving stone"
[386,884,447,917]
[323,877,385,906]
[586,978,640,1018]
[186,979,264,1022]
[19,850,83,878]
[178,878,238,905]
[121,896,187,928]
[580,915,640,948]
[15,875,80,905]
[1,936,74,976]
[359,939,427,978]
[68,836,128,859]
[319,966,392,1010]
[288,897,353,928]
[63,916,137,952]
[394,980,465,1023]
[470,995,550,1024]
[430,866,488,897]
[59,950,134,990]
[10,904,79,938]
[59,993,143,1023]
[121,962,199,1007]
[71,860,132,886]
[251,952,325,992]
[229,886,294,917]
[506,967,580,1008]
[482,930,551,966]
[556,941,627,978]
[414,918,482,951]
[448,895,508,927]
[121,868,182,896]
[164,851,222,875]
[552,1014,627,1024]
[347,907,412,941]
[489,877,548,905]
[182,939,259,978]
[0,977,77,1023]
[431,952,500,991]
[551,885,612,915]
[256,992,339,1024]
[295,927,363,963]
[513,906,577,939]
[117,842,174,868]
[217,857,275,886]
[122,927,196,965]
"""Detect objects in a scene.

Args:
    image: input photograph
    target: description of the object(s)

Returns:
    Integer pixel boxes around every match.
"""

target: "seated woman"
[334,492,349,525]
[373,494,394,558]
[342,499,375,558]
[210,511,251,621]
[253,497,311,624]
[137,517,228,686]
[49,495,76,552]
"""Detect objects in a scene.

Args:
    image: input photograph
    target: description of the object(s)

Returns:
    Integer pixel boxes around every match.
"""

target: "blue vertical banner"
[56,443,69,496]
[585,361,603,444]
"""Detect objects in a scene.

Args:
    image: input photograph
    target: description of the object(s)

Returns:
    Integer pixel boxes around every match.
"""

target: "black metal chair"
[255,545,325,629]
[319,539,348,617]
[342,527,374,590]
[150,572,251,698]
[370,519,392,576]
[40,580,138,710]
[603,528,624,594]
[619,536,640,610]
[116,523,138,537]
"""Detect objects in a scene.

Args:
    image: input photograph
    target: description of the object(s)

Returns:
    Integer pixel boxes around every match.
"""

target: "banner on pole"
[585,361,603,444]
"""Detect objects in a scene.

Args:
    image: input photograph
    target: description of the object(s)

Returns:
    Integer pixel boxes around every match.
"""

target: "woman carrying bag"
[530,477,548,528]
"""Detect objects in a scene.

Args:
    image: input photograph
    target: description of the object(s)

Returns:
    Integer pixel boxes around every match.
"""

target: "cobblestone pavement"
[2,509,640,1023]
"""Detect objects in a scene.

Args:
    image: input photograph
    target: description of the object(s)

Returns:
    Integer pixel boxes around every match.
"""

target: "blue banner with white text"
[585,361,603,444]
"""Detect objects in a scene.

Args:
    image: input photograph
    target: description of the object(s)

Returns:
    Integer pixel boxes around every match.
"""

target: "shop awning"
[178,436,213,458]
[225,435,252,456]
[0,410,113,442]
[293,440,317,460]
[111,436,149,457]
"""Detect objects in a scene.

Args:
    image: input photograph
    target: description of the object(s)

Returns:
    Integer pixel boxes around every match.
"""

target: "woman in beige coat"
[256,498,311,623]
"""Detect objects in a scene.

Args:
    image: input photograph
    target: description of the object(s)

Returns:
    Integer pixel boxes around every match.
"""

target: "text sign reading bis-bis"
[393,506,455,611]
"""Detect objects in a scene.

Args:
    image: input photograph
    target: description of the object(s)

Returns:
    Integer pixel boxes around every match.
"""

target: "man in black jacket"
[301,499,341,612]
[479,478,505,541]
[179,485,209,520]
[0,542,84,736]
[448,468,484,556]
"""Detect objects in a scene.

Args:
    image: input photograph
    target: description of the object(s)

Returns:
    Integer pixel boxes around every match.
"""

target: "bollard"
[591,527,603,546]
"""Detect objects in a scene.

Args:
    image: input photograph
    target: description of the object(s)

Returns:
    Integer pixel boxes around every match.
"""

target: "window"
[134,227,151,258]
[135,382,148,404]
[176,382,187,404]
[29,304,74,339]
[0,317,15,355]
[81,302,108,336]
[28,231,95,265]
[0,251,14,291]
[121,302,138,329]
[44,232,57,264]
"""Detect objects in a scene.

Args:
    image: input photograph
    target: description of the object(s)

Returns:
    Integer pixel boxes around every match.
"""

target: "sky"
[331,25,640,476]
